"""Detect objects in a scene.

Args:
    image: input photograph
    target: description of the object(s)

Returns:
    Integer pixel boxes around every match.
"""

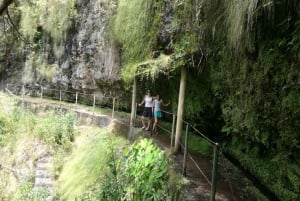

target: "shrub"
[13,182,48,201]
[34,112,75,148]
[99,138,183,201]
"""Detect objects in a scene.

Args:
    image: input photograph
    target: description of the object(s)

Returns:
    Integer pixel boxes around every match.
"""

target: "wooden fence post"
[182,123,189,176]
[93,94,96,113]
[210,143,219,201]
[22,85,25,100]
[40,87,43,99]
[112,97,116,118]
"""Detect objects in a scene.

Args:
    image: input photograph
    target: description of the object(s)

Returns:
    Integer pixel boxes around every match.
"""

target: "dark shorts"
[142,107,152,118]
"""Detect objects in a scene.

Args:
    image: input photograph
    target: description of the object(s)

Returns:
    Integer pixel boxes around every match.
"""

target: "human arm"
[161,99,170,107]
[138,97,145,106]
[152,99,155,114]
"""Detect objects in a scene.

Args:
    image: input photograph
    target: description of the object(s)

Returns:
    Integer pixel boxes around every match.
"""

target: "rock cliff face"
[67,0,121,94]
[1,0,122,97]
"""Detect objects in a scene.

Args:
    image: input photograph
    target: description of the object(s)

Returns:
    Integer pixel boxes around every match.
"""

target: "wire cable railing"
[149,109,220,201]
[5,84,122,119]
[134,105,219,201]
[5,84,220,201]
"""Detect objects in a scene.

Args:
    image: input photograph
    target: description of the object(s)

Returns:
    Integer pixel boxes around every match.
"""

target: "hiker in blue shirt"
[152,94,170,135]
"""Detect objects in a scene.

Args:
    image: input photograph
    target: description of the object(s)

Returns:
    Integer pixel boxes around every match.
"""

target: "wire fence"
[5,84,221,201]
[5,84,122,119]
[133,107,220,201]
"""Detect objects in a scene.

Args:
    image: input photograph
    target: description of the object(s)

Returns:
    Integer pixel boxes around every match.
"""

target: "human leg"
[146,117,152,131]
[153,117,158,132]
[144,107,152,131]
[153,111,162,134]
[141,116,146,129]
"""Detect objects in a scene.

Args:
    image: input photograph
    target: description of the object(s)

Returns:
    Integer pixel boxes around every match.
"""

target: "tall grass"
[0,99,76,200]
[57,132,184,201]
[57,126,127,200]
[0,94,184,200]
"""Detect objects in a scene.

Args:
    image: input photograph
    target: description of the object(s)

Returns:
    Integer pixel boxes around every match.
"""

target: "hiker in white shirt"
[138,90,153,131]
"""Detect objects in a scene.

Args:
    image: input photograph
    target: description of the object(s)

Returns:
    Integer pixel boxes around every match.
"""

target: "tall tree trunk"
[174,67,187,152]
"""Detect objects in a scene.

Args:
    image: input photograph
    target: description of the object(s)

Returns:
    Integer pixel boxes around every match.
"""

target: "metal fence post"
[171,114,176,149]
[22,85,25,100]
[112,97,116,118]
[210,143,220,201]
[182,123,189,176]
[75,92,78,104]
[93,94,96,113]
[40,87,43,99]
[59,90,62,101]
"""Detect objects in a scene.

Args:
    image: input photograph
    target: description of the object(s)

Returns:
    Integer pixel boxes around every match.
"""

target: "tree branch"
[6,9,26,41]
[0,163,19,180]
[0,0,14,16]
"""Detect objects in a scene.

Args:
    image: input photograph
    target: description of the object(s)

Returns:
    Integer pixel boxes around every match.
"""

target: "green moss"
[22,52,62,84]
[113,0,165,82]
[19,0,76,44]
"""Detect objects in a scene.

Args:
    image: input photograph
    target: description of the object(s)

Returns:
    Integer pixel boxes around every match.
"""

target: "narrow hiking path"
[137,128,243,201]
[5,93,242,201]
[157,133,242,201]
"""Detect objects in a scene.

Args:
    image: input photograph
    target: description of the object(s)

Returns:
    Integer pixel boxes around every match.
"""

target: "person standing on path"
[152,94,170,135]
[139,90,153,131]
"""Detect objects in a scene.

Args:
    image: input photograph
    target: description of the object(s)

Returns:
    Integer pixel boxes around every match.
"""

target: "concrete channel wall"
[17,98,129,201]
[18,98,129,135]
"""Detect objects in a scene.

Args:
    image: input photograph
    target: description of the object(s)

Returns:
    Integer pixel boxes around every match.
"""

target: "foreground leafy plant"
[58,131,183,201]
[99,138,181,201]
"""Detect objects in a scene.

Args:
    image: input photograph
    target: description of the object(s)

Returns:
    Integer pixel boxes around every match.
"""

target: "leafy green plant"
[13,182,48,201]
[188,134,213,157]
[34,111,75,148]
[57,128,183,201]
[227,144,300,201]
[57,127,127,200]
[0,108,36,147]
[99,138,183,201]
[120,139,170,200]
